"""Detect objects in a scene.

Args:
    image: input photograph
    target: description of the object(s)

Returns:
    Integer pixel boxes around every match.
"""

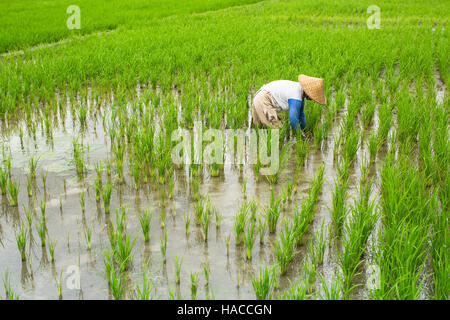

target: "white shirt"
[260,80,303,111]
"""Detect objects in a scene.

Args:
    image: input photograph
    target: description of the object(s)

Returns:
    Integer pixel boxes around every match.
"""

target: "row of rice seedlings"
[252,263,279,300]
[430,199,448,300]
[330,160,350,237]
[337,164,377,298]
[372,152,432,299]
[292,164,325,246]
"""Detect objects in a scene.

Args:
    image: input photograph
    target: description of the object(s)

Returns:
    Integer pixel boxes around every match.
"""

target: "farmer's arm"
[288,98,306,132]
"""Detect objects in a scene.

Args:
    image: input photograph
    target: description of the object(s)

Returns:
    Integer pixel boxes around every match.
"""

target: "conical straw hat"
[298,74,326,105]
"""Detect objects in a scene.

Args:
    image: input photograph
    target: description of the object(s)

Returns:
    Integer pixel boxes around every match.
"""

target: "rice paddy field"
[0,0,448,300]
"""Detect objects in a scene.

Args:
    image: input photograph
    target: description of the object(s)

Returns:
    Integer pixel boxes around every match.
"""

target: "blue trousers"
[288,97,306,133]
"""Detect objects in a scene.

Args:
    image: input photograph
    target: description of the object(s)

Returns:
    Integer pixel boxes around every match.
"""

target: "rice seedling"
[29,155,39,179]
[42,171,48,191]
[110,266,126,300]
[274,222,296,275]
[0,167,8,195]
[202,261,210,286]
[78,103,88,127]
[3,272,19,300]
[94,178,101,202]
[330,178,348,237]
[233,202,249,245]
[343,128,360,165]
[56,271,63,300]
[48,239,57,262]
[318,273,343,300]
[368,130,379,162]
[302,258,317,294]
[72,138,85,177]
[262,189,283,234]
[292,165,325,246]
[84,226,92,250]
[257,217,267,245]
[160,227,167,264]
[139,209,152,242]
[252,264,278,300]
[16,224,28,261]
[242,175,247,197]
[36,216,47,247]
[95,161,103,186]
[23,204,33,230]
[362,101,376,128]
[102,180,113,214]
[175,256,183,285]
[215,209,221,229]
[184,212,191,236]
[243,221,256,260]
[224,233,231,257]
[200,207,211,242]
[26,177,33,197]
[40,199,46,218]
[190,272,199,300]
[308,222,327,267]
[135,269,154,300]
[115,206,129,234]
[7,180,19,206]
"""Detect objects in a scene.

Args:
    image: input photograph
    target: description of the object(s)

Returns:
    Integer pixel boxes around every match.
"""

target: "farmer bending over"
[252,74,326,133]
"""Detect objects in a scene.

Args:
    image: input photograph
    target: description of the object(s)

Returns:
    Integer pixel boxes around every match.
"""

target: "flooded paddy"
[0,0,447,300]
[0,81,391,300]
